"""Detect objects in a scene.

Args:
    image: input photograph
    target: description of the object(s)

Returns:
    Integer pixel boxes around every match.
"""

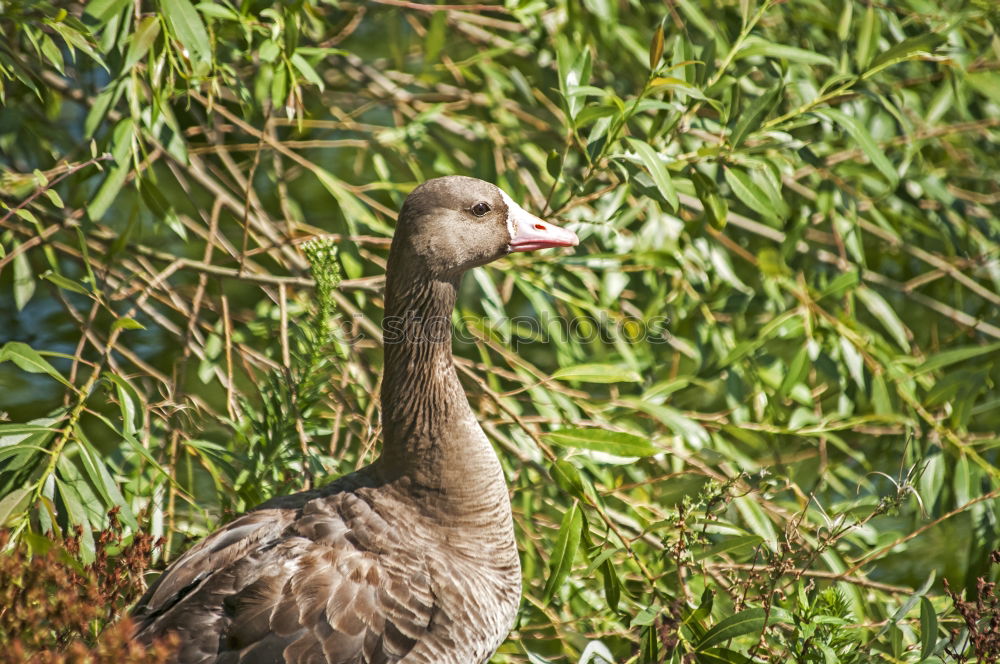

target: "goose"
[132,176,580,663]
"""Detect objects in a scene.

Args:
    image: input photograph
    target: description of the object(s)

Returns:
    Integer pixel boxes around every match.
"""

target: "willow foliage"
[2,0,1000,661]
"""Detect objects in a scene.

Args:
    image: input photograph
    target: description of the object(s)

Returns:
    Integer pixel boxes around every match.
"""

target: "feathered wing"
[133,488,439,664]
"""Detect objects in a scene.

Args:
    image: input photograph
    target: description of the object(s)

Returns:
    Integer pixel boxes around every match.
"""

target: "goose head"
[389,176,579,278]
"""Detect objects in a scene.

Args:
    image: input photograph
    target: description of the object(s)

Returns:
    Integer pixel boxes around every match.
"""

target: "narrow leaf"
[12,244,35,310]
[124,16,161,70]
[920,596,938,659]
[111,317,146,332]
[0,487,32,526]
[696,608,768,651]
[738,38,836,66]
[42,271,89,295]
[915,342,1000,375]
[291,52,324,90]
[730,82,782,147]
[649,22,664,70]
[694,535,764,561]
[0,342,73,388]
[552,363,641,383]
[544,428,658,458]
[856,286,910,350]
[543,501,583,601]
[865,33,944,79]
[626,138,678,211]
[86,165,129,220]
[724,167,780,224]
[161,0,212,71]
[815,108,898,186]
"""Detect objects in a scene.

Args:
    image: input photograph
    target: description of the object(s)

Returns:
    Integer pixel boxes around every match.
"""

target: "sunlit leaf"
[544,428,658,457]
[161,0,212,73]
[815,108,899,187]
[552,363,641,383]
[626,137,678,211]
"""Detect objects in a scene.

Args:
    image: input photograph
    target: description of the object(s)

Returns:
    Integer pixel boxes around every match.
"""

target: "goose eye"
[471,202,491,217]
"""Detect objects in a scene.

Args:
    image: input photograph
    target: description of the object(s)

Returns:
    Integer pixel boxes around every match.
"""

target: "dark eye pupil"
[472,202,490,216]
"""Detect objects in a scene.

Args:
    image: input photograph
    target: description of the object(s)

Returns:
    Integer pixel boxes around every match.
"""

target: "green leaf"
[40,33,65,74]
[56,477,96,562]
[42,270,89,295]
[724,166,780,225]
[914,342,1000,375]
[551,459,585,499]
[161,0,212,73]
[86,165,129,220]
[818,270,860,299]
[552,363,641,383]
[738,37,836,66]
[48,22,105,70]
[0,342,74,388]
[695,648,752,664]
[291,52,324,91]
[125,16,161,70]
[259,39,280,63]
[730,82,782,148]
[76,434,138,530]
[12,243,35,310]
[111,317,146,332]
[0,487,32,526]
[557,40,592,122]
[42,188,64,208]
[84,0,129,25]
[84,82,121,138]
[856,286,910,350]
[632,607,658,626]
[865,33,944,80]
[600,558,621,611]
[648,76,708,100]
[0,422,60,438]
[196,2,240,21]
[693,171,728,228]
[920,596,938,659]
[544,428,658,457]
[543,501,583,601]
[855,4,880,71]
[626,138,678,211]
[694,535,765,561]
[696,608,769,651]
[106,372,143,437]
[778,346,810,398]
[815,108,898,187]
[878,571,935,638]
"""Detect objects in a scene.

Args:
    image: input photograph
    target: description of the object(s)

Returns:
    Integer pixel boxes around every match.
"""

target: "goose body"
[132,176,579,663]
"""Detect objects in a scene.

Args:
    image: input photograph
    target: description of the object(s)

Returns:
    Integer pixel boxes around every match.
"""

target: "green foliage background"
[2,0,1000,661]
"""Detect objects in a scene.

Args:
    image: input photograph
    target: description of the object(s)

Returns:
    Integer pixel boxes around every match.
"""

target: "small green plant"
[232,237,344,506]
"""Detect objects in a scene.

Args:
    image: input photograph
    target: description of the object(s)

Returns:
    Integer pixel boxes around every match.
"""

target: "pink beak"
[501,190,579,252]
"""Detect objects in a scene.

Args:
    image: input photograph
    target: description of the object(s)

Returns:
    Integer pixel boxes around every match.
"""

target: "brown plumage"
[131,176,579,663]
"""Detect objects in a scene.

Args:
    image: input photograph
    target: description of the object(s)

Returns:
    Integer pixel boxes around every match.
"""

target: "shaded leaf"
[730,81,782,147]
[543,501,583,601]
[696,608,769,651]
